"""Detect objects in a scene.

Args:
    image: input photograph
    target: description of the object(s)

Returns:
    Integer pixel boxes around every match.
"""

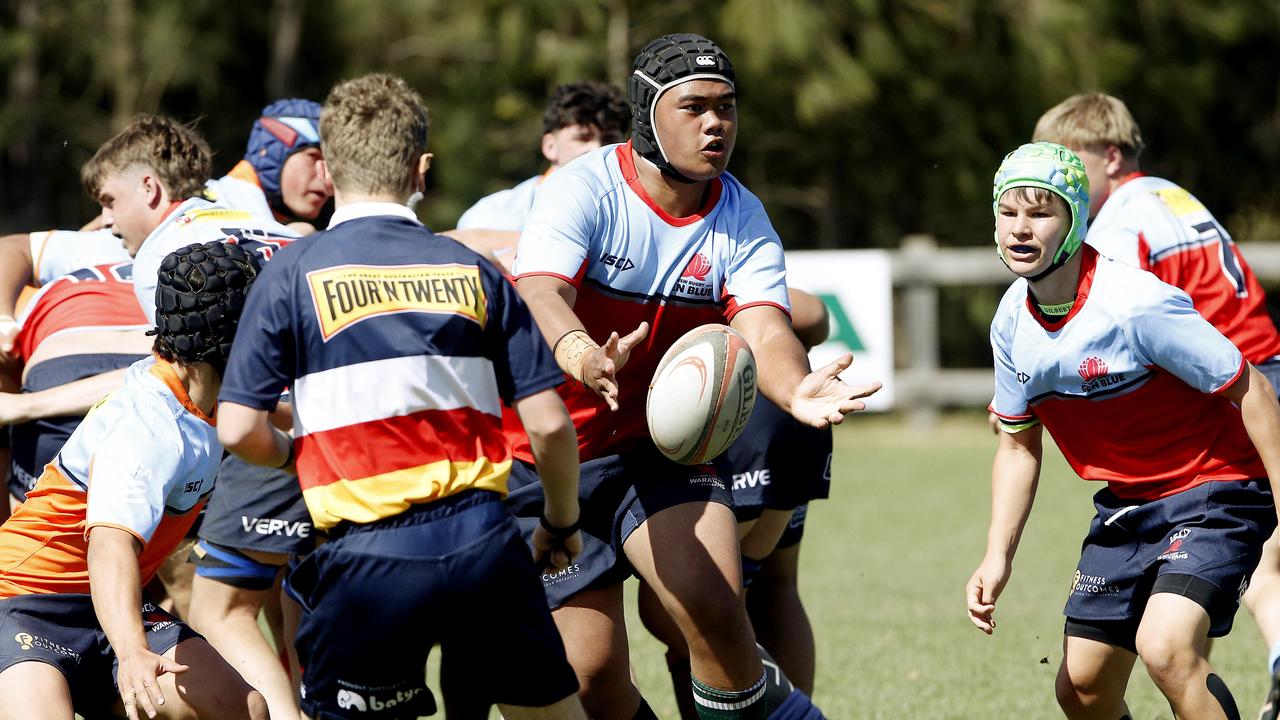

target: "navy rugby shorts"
[286,489,578,718]
[1063,478,1275,652]
[192,454,313,589]
[715,395,832,524]
[505,440,734,609]
[0,593,199,714]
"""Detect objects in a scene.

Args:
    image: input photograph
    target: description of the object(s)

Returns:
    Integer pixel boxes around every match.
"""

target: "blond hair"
[1032,93,1145,162]
[321,73,429,197]
[81,114,212,201]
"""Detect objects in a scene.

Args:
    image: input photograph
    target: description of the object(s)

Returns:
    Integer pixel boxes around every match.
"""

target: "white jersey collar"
[328,201,422,229]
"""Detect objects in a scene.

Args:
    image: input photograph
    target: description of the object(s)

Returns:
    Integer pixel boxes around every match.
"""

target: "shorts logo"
[337,689,368,712]
[732,468,771,490]
[695,55,717,66]
[688,471,725,490]
[307,263,487,341]
[241,516,312,538]
[1158,528,1191,561]
[542,563,582,585]
[13,632,82,662]
[1071,570,1120,596]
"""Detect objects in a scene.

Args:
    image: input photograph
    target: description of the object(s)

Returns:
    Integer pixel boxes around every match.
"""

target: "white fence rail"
[889,235,1280,426]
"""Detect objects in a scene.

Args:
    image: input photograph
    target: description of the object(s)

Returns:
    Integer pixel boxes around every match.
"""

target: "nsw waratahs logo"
[675,252,714,299]
[1077,356,1126,394]
[1078,356,1108,381]
[681,253,711,281]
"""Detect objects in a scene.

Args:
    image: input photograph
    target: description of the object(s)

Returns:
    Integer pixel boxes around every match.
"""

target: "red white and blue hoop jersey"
[1087,175,1280,364]
[990,246,1264,500]
[0,357,218,597]
[14,262,148,363]
[220,203,564,531]
[510,141,790,460]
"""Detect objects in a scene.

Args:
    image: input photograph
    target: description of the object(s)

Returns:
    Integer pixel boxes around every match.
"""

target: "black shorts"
[714,396,832,522]
[286,490,578,718]
[8,353,144,501]
[195,454,312,568]
[505,441,734,609]
[1063,479,1275,652]
[0,593,199,714]
[775,503,811,550]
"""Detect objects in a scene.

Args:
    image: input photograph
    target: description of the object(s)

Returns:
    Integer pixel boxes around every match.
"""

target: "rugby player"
[968,142,1280,719]
[449,80,629,270]
[504,33,877,719]
[216,72,588,720]
[1032,93,1280,718]
[0,241,267,720]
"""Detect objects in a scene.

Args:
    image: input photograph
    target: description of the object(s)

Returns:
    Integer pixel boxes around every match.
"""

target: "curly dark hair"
[542,82,630,142]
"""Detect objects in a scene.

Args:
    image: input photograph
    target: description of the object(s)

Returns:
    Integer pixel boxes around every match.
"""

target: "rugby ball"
[647,324,757,465]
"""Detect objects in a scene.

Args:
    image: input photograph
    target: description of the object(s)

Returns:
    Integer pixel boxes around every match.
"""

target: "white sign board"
[785,250,894,410]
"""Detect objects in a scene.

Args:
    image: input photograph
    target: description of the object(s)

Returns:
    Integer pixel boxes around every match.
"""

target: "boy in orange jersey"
[0,242,267,720]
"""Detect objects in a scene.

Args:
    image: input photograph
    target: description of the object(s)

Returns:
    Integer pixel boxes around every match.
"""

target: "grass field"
[430,412,1270,718]
[619,412,1273,719]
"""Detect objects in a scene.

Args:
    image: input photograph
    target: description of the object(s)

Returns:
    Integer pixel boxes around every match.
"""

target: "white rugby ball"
[646,324,757,465]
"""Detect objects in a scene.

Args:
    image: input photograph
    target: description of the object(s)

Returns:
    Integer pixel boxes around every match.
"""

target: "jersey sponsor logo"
[732,468,771,490]
[1154,187,1208,218]
[178,207,255,225]
[241,515,312,538]
[600,252,636,271]
[307,263,487,341]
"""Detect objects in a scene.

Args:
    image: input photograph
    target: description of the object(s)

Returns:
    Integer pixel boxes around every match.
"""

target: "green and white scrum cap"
[992,142,1090,279]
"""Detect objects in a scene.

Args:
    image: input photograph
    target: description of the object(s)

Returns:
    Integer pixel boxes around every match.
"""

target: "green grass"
[622,412,1272,718]
[428,412,1270,718]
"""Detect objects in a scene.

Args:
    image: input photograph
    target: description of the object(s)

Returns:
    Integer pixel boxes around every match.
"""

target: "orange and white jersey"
[1086,175,1280,364]
[0,356,219,598]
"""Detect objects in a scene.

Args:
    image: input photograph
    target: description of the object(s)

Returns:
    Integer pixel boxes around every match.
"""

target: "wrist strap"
[540,514,580,541]
[553,329,599,384]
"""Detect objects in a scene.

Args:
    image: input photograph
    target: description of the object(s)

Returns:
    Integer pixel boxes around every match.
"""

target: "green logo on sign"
[819,293,865,352]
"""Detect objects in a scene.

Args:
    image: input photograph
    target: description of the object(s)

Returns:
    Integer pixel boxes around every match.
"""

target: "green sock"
[692,673,767,720]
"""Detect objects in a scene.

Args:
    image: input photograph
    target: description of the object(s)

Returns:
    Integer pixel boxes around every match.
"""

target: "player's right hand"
[115,646,188,720]
[582,322,649,411]
[965,556,1012,635]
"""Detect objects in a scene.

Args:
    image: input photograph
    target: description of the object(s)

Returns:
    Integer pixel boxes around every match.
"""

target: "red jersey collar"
[615,140,723,228]
[1025,244,1099,331]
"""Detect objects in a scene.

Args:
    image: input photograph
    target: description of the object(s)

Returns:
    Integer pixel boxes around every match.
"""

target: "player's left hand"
[532,524,583,572]
[115,646,188,720]
[789,353,881,428]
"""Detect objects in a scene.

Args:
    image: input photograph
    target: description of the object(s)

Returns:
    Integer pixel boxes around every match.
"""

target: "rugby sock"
[666,655,699,720]
[756,644,825,720]
[692,673,767,720]
[767,689,826,720]
[1269,639,1280,674]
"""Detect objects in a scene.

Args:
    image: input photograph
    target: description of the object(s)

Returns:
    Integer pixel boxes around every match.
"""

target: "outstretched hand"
[582,322,649,411]
[788,353,882,428]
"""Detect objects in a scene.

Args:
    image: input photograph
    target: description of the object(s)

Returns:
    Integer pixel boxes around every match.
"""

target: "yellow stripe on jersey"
[301,457,512,530]
[305,264,488,341]
[1154,188,1207,218]
[179,207,257,224]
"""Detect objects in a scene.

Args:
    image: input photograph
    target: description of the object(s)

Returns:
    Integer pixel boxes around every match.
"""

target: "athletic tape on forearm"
[554,329,599,384]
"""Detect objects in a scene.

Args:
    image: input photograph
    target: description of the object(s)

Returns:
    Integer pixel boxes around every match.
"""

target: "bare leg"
[1136,592,1238,720]
[156,537,197,619]
[1056,634,1136,719]
[554,583,643,719]
[187,574,298,720]
[747,542,814,694]
[112,637,268,719]
[0,661,74,720]
[499,694,589,720]
[624,502,763,692]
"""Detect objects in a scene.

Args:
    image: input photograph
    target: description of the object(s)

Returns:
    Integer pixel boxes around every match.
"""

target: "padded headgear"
[245,98,322,214]
[629,33,735,182]
[992,142,1090,280]
[152,241,260,374]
